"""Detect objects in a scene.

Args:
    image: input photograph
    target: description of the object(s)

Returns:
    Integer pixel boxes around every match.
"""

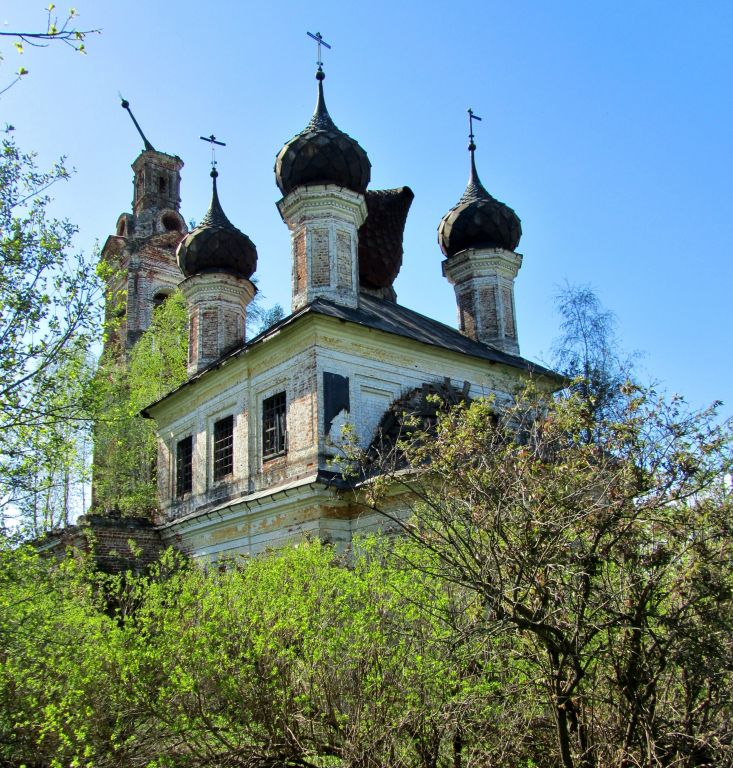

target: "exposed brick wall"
[40,515,165,574]
[202,310,219,358]
[311,228,331,287]
[458,289,476,338]
[188,314,197,367]
[479,284,499,336]
[336,229,352,289]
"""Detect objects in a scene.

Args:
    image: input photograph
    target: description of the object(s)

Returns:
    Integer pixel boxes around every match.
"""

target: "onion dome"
[177,169,257,279]
[438,133,521,258]
[274,67,371,196]
[358,187,414,289]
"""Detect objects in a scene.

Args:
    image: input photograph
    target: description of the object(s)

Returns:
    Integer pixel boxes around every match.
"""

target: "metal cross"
[200,134,226,169]
[467,108,482,145]
[307,31,331,69]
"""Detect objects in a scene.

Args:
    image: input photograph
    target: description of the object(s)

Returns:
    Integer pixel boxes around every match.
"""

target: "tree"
[0,138,101,530]
[552,283,637,424]
[0,5,99,96]
[92,291,188,516]
[0,537,512,768]
[347,385,733,767]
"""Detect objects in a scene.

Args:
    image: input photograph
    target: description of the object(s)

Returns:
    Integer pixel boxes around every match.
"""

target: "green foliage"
[352,384,733,767]
[0,541,118,768]
[0,538,515,768]
[0,6,99,95]
[0,138,101,532]
[127,291,188,411]
[92,293,187,516]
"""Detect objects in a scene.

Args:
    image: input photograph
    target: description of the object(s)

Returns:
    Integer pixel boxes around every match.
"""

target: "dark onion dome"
[358,187,414,289]
[274,68,371,196]
[177,169,257,279]
[438,143,521,258]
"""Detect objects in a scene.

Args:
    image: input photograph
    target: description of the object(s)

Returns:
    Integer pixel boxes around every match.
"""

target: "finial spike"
[462,108,488,201]
[119,94,156,152]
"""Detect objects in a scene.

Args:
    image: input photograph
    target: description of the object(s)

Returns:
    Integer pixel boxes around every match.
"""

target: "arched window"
[161,213,182,232]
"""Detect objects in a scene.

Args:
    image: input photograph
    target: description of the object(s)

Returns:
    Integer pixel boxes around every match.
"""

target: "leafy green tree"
[92,292,188,516]
[552,283,637,424]
[0,540,118,768]
[0,536,522,768]
[0,137,101,531]
[348,385,733,768]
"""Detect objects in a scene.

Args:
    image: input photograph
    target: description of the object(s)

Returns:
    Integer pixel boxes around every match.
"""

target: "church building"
[97,53,555,563]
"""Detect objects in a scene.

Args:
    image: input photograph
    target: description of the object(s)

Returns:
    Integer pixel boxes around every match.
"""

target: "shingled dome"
[177,169,257,279]
[275,69,371,196]
[438,145,521,258]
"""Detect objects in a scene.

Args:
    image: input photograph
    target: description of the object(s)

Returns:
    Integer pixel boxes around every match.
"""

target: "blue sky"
[2,1,732,412]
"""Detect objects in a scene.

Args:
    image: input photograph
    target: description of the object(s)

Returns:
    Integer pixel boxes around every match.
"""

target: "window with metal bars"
[213,415,234,481]
[262,392,287,458]
[176,435,193,498]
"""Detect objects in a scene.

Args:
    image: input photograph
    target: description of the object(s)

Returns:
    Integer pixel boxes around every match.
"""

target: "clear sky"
[2,1,732,413]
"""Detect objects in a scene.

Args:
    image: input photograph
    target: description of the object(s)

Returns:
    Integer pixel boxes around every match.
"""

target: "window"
[152,291,170,308]
[262,392,286,458]
[176,435,193,498]
[161,213,182,232]
[213,415,234,481]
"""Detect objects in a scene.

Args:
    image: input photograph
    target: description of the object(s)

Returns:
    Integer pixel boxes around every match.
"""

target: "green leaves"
[356,382,733,766]
[0,138,101,534]
[91,292,188,516]
[0,538,506,768]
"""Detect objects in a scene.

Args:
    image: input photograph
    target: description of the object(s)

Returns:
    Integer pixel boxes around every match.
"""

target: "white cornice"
[277,184,368,228]
[442,247,523,284]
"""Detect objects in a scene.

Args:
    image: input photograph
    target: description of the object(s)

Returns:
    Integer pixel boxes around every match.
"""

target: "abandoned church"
[49,53,557,566]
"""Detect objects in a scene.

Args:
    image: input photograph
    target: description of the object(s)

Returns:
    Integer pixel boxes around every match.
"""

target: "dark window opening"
[162,213,181,232]
[176,436,193,498]
[213,415,234,481]
[159,175,167,193]
[262,392,287,458]
[323,372,350,435]
[153,291,170,308]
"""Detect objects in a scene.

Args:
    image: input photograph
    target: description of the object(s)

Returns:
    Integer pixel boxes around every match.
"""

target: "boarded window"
[213,416,234,481]
[176,436,193,498]
[262,392,287,458]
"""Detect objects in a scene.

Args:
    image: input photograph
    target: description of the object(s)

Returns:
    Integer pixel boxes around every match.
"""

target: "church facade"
[98,63,555,563]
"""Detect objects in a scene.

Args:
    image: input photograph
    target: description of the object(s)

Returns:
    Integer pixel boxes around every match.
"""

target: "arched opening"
[161,213,182,232]
[153,291,171,308]
[158,175,167,193]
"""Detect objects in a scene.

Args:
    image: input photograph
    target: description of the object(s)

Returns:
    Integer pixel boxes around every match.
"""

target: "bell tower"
[101,99,188,354]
